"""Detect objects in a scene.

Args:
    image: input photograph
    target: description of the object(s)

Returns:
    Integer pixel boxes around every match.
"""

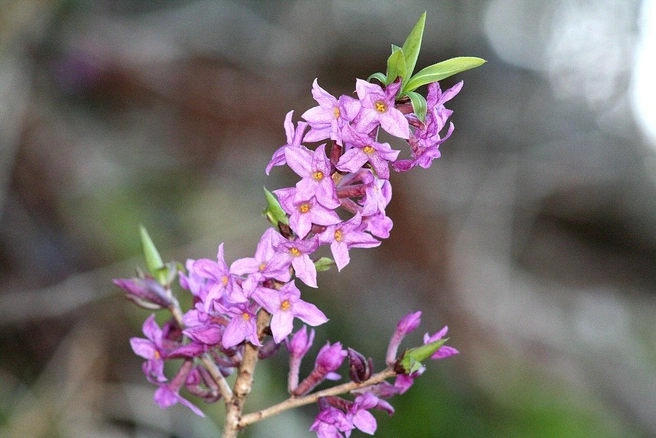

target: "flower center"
[290,247,302,257]
[154,350,161,360]
[258,262,267,272]
[375,100,387,113]
[313,171,324,181]
[299,202,311,214]
[334,229,343,242]
[281,300,291,311]
[363,145,374,155]
[242,312,250,321]
[333,107,340,119]
[222,276,229,286]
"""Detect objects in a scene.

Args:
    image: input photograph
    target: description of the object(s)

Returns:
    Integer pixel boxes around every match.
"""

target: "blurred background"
[1,0,655,437]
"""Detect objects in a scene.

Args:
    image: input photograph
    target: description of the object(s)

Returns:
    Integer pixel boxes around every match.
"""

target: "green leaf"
[402,12,426,80]
[139,225,165,283]
[263,187,289,227]
[398,338,448,374]
[406,91,427,123]
[386,47,406,86]
[404,57,486,93]
[314,257,336,272]
[367,72,387,85]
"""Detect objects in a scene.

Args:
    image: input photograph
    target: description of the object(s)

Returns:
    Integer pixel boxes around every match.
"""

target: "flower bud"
[113,277,172,309]
[347,348,372,383]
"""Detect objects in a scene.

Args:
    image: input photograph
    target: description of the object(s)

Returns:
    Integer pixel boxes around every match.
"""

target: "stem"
[223,309,271,437]
[238,367,396,428]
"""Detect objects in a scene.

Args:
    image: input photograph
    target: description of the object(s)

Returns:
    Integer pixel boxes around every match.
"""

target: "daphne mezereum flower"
[318,213,380,271]
[220,301,261,348]
[231,227,291,285]
[266,110,309,175]
[192,243,248,311]
[301,79,361,145]
[393,80,462,172]
[268,235,320,288]
[154,359,205,417]
[285,326,316,392]
[338,124,400,180]
[252,280,328,343]
[386,311,422,366]
[130,314,168,383]
[309,404,353,438]
[274,187,341,239]
[424,325,459,360]
[285,143,340,210]
[353,79,409,139]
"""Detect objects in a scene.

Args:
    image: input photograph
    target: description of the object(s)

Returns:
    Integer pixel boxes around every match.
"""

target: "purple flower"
[153,359,205,417]
[285,326,316,392]
[252,281,328,343]
[179,259,210,301]
[386,311,422,365]
[221,302,260,349]
[359,174,392,217]
[266,110,309,175]
[393,81,462,172]
[338,125,399,179]
[231,227,291,284]
[294,342,347,396]
[424,326,459,360]
[130,314,168,383]
[274,187,341,239]
[318,214,380,271]
[192,243,247,310]
[354,79,409,139]
[346,393,381,435]
[310,405,353,438]
[285,143,340,210]
[113,277,172,310]
[269,235,320,288]
[301,79,361,145]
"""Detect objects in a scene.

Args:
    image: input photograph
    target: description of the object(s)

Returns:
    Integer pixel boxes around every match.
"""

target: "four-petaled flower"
[253,281,328,343]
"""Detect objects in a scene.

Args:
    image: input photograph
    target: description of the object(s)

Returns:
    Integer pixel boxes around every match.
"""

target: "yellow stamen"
[290,247,301,257]
[281,300,291,311]
[242,312,250,321]
[375,101,387,113]
[299,202,311,214]
[313,171,324,181]
[333,107,340,118]
[363,145,374,155]
[334,229,343,242]
[258,262,267,272]
[222,276,228,286]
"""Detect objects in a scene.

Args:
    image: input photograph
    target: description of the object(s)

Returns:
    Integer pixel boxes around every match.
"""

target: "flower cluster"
[113,12,483,437]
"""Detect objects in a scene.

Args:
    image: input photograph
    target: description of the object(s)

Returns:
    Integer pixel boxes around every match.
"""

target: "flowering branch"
[113,12,484,438]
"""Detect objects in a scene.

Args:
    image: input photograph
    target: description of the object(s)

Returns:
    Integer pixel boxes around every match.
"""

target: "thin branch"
[238,367,396,428]
[223,309,271,437]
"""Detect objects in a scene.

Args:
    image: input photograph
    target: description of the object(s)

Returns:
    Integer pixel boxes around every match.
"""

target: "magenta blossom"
[266,110,309,175]
[252,281,328,343]
[424,326,459,360]
[318,214,380,271]
[285,143,340,210]
[269,235,320,288]
[354,79,409,139]
[274,187,341,239]
[130,314,168,383]
[338,125,399,180]
[301,79,361,145]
